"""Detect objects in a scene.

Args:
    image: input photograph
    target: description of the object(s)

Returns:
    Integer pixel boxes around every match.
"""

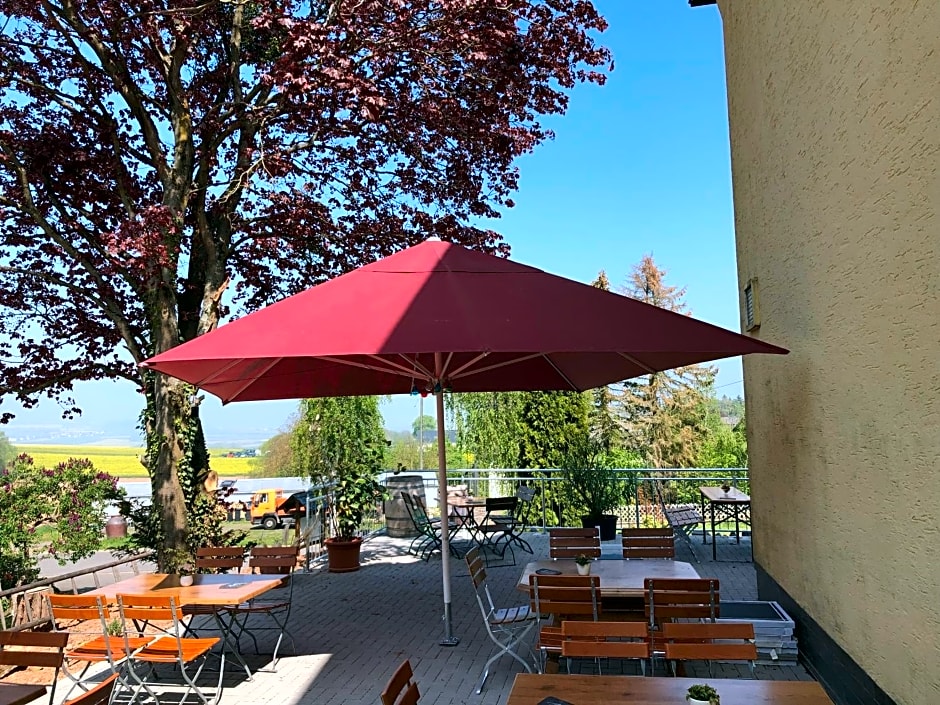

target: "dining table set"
[0,566,290,705]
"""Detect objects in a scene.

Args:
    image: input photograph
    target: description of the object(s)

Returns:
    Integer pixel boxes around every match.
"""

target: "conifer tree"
[617,255,715,468]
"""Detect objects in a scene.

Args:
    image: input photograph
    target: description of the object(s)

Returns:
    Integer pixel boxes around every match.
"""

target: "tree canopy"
[0,0,610,559]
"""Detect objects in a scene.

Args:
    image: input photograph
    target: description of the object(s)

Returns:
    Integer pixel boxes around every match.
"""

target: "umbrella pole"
[436,374,458,646]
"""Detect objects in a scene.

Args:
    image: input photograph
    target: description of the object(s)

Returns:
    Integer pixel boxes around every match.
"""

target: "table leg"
[734,505,741,544]
[212,609,253,681]
[701,495,708,544]
[711,502,717,561]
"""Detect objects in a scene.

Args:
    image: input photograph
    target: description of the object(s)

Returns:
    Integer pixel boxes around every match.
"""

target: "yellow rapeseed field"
[17,445,254,479]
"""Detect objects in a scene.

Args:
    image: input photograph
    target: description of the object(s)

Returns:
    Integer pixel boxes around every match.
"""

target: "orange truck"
[249,488,308,530]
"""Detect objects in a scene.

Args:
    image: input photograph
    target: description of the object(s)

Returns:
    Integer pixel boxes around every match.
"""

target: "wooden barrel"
[385,475,425,538]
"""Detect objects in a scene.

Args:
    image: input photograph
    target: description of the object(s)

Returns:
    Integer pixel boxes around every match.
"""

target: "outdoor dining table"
[516,558,700,598]
[699,485,751,560]
[448,495,488,544]
[0,684,46,705]
[87,573,285,678]
[505,674,836,705]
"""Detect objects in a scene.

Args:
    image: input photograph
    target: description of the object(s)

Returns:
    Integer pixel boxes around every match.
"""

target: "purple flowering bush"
[0,454,124,589]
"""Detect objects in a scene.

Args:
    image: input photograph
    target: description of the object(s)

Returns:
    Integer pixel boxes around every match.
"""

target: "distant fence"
[382,467,749,531]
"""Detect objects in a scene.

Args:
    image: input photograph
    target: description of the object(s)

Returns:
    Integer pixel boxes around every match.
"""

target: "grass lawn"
[17,444,255,478]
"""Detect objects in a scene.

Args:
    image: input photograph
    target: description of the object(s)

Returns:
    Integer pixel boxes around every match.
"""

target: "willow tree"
[0,1,610,563]
[618,255,715,468]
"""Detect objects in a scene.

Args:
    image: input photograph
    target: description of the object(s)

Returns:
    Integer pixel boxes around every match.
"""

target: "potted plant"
[720,483,733,497]
[686,683,720,705]
[295,397,389,573]
[574,553,592,576]
[562,436,631,541]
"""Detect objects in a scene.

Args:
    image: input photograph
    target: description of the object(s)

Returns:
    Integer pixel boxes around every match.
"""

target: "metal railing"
[382,467,749,532]
[0,553,153,631]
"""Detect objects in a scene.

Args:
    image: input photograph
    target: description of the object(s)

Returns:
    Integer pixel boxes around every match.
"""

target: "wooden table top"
[86,573,284,605]
[0,683,47,705]
[700,485,751,504]
[517,559,700,597]
[506,674,835,705]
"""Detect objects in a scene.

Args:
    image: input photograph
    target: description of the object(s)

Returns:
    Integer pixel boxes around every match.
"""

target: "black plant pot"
[581,514,618,541]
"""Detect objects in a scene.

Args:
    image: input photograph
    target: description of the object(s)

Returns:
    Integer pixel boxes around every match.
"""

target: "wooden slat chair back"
[0,630,69,705]
[548,527,601,560]
[527,574,601,672]
[621,527,675,559]
[248,545,297,575]
[560,621,650,675]
[47,593,149,702]
[464,548,536,692]
[116,594,221,705]
[644,578,720,630]
[194,546,246,573]
[381,659,420,705]
[662,622,757,677]
[61,674,119,705]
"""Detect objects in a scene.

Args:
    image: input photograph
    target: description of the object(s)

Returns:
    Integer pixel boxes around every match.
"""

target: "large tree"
[0,1,609,562]
[617,255,715,468]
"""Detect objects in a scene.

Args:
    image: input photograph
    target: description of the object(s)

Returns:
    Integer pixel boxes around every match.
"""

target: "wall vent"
[744,278,760,331]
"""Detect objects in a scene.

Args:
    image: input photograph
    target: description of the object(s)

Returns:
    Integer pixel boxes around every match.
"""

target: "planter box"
[717,600,798,664]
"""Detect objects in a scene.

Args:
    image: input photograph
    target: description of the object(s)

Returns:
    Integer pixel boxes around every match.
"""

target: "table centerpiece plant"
[686,683,720,705]
[574,553,592,576]
[720,483,732,497]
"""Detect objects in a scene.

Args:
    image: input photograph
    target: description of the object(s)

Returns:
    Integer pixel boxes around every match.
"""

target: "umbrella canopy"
[144,239,786,399]
[142,239,787,644]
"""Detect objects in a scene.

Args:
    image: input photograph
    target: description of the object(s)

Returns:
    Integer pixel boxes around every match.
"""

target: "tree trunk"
[150,373,189,566]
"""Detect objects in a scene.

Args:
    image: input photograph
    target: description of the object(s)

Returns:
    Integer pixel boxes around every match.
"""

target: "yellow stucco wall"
[715,2,940,703]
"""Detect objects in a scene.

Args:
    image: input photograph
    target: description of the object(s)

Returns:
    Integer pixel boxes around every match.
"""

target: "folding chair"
[477,497,520,563]
[0,630,68,705]
[510,486,536,554]
[621,527,675,559]
[226,545,298,672]
[380,659,420,705]
[182,547,247,635]
[560,621,650,675]
[663,622,757,677]
[116,594,222,705]
[527,574,601,673]
[47,593,153,702]
[61,674,119,705]
[465,547,537,693]
[548,527,601,560]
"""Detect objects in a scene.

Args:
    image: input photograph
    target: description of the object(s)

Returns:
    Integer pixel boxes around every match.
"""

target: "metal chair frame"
[465,547,537,693]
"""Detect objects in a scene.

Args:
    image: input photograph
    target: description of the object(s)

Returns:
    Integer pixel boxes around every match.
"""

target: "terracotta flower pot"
[325,536,363,573]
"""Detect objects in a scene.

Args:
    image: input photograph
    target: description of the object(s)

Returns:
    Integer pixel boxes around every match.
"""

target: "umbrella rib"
[223,358,284,401]
[319,355,419,380]
[190,358,245,386]
[449,352,543,380]
[541,354,582,392]
[439,351,454,379]
[617,351,657,375]
[396,354,435,380]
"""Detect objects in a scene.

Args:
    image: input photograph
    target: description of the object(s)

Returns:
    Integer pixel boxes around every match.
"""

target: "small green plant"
[106,618,123,637]
[574,553,591,567]
[687,683,720,704]
[720,483,732,493]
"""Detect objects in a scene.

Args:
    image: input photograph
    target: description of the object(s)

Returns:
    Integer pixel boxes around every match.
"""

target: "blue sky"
[4,1,740,444]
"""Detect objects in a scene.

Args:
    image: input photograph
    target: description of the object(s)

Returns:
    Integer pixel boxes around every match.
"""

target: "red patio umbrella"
[142,239,787,643]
